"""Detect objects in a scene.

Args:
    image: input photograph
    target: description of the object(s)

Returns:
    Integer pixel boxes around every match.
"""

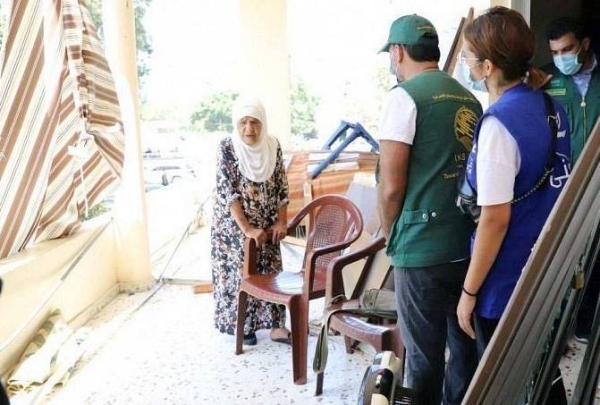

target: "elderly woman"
[456,7,571,403]
[211,97,290,346]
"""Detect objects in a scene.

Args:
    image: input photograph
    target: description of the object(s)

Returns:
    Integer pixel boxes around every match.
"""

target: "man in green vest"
[377,14,482,405]
[544,17,600,345]
[544,16,600,163]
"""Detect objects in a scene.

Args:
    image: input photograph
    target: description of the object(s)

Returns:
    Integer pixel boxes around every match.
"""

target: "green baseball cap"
[379,14,439,53]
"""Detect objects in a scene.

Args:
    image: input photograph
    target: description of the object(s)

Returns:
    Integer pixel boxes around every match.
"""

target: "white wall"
[238,0,292,149]
[0,217,119,375]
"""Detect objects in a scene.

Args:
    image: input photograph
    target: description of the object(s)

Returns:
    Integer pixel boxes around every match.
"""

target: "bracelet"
[462,286,478,297]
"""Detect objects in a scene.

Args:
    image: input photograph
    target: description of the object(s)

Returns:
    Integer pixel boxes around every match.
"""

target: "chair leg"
[289,296,308,385]
[344,336,354,354]
[315,372,324,396]
[235,290,248,355]
[390,328,404,360]
[373,338,384,353]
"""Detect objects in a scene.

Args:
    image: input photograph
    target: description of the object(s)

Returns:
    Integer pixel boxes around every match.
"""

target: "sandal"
[271,332,292,345]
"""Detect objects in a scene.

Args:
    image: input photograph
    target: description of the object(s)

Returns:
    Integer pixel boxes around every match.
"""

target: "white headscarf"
[230,97,279,183]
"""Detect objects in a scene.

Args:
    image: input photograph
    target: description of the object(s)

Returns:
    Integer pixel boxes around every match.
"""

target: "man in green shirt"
[544,17,600,345]
[377,14,482,405]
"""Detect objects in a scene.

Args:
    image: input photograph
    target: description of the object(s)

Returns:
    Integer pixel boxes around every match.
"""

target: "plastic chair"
[315,235,405,395]
[235,194,363,385]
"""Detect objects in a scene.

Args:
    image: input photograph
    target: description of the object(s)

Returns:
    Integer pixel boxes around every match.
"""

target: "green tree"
[291,78,320,140]
[85,0,153,86]
[190,91,239,133]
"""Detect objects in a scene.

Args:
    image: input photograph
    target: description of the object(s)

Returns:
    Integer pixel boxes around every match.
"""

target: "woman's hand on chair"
[269,220,287,244]
[246,227,268,247]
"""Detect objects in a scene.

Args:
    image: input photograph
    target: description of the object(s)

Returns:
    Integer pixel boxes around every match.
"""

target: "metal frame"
[309,121,379,179]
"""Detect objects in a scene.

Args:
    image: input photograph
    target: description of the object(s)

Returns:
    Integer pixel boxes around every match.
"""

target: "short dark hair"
[403,43,440,62]
[546,17,586,42]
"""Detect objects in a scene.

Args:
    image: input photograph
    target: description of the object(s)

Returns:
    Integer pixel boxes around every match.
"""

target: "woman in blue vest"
[455,7,571,403]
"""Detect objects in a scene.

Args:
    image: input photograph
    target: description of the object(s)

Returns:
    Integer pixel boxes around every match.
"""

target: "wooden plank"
[282,235,307,247]
[192,280,214,294]
[285,151,378,218]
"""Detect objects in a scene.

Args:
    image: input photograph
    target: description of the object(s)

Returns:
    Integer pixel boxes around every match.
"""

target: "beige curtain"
[0,0,125,259]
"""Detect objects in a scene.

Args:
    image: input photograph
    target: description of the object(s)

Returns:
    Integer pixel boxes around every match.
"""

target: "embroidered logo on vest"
[546,88,567,97]
[454,106,479,151]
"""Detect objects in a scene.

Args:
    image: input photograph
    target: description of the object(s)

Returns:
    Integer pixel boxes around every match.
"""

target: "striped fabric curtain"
[0,0,125,259]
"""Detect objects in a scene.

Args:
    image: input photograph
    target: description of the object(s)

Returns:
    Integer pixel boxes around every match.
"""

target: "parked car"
[144,162,196,186]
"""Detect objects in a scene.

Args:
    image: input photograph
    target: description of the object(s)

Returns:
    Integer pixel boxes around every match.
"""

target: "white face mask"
[553,47,583,76]
[389,46,403,83]
[389,57,397,77]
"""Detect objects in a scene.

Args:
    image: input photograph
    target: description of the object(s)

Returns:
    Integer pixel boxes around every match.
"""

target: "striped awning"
[0,0,125,259]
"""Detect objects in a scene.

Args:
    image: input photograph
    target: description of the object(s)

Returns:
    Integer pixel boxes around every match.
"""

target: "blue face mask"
[553,48,583,76]
[461,63,487,92]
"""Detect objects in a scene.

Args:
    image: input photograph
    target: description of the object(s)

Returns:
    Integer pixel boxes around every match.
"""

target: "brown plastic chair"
[315,235,405,395]
[235,194,363,385]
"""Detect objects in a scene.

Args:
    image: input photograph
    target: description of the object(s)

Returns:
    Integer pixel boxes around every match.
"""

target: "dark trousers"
[395,261,478,405]
[474,315,567,405]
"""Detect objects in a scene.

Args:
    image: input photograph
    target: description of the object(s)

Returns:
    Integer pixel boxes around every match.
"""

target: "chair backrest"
[304,195,363,267]
[296,195,363,295]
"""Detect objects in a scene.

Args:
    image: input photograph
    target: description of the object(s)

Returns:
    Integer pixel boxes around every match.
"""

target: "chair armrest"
[302,233,359,294]
[243,237,260,278]
[311,237,358,258]
[286,203,311,231]
[325,236,387,300]
[304,230,362,274]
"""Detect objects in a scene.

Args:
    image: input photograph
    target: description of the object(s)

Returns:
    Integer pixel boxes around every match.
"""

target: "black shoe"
[243,332,257,346]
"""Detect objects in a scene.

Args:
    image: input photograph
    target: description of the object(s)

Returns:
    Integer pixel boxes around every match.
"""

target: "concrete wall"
[0,217,119,375]
[238,0,292,149]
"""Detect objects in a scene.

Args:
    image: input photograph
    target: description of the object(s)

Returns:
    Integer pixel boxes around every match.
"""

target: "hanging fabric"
[0,0,125,259]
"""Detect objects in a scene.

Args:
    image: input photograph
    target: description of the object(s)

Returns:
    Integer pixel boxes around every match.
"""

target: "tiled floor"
[561,340,598,402]
[43,286,372,405]
[29,210,600,404]
[41,228,374,405]
[37,283,597,405]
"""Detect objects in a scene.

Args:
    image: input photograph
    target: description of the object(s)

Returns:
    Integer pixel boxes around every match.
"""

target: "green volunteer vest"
[386,70,482,268]
[543,63,600,163]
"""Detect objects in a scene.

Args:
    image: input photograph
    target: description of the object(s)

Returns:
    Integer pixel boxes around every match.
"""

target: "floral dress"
[211,136,289,335]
